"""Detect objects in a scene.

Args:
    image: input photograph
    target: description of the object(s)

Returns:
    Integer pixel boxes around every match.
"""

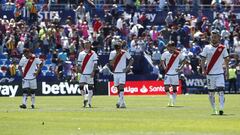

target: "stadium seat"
[42,66,48,71]
[45,60,52,65]
[0,54,7,60]
[46,54,52,59]
[4,60,11,65]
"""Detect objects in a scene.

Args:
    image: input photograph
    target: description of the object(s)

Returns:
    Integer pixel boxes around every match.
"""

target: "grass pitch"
[0,95,240,135]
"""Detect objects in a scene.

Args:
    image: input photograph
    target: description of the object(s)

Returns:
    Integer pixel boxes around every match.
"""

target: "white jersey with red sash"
[161,50,185,75]
[109,50,132,73]
[78,50,98,75]
[19,55,42,80]
[200,44,228,75]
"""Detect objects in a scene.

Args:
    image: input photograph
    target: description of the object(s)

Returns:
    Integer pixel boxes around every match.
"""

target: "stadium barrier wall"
[0,74,239,97]
[108,80,182,96]
[0,77,108,97]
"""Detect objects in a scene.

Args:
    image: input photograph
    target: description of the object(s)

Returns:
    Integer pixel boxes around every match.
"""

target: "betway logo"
[186,79,207,87]
[0,85,18,97]
[42,82,80,95]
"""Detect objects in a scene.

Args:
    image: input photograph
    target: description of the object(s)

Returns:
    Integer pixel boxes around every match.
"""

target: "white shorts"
[164,74,179,86]
[113,73,126,86]
[207,74,225,90]
[22,79,37,89]
[79,74,94,84]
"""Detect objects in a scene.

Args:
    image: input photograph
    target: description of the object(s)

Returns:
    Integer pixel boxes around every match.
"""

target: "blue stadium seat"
[0,54,7,59]
[4,60,11,65]
[46,54,52,59]
[45,60,52,65]
[42,66,48,71]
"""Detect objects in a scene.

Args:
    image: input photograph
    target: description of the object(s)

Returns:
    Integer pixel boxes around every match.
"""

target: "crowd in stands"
[0,0,240,81]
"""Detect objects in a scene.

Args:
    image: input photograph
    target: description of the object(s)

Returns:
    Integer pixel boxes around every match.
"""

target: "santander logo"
[140,85,148,93]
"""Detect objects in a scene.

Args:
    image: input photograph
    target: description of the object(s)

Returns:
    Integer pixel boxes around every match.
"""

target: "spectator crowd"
[0,0,240,83]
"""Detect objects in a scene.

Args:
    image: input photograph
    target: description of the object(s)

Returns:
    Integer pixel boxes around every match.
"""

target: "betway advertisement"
[108,81,182,96]
[0,77,108,96]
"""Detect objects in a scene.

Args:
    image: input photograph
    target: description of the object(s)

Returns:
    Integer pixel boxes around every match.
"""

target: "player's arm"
[176,58,187,72]
[91,63,98,78]
[124,57,134,73]
[18,58,24,77]
[200,57,206,75]
[77,62,82,73]
[34,62,43,76]
[200,47,207,75]
[77,53,83,73]
[224,56,230,80]
[18,66,23,77]
[91,54,98,78]
[160,60,166,71]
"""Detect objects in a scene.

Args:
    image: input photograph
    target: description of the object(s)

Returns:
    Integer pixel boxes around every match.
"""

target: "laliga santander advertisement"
[109,80,182,96]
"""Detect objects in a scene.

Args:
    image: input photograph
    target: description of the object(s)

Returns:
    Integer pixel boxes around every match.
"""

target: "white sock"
[172,92,177,105]
[81,90,88,101]
[88,90,93,105]
[31,94,35,106]
[119,91,125,105]
[22,93,27,105]
[166,91,172,103]
[218,91,225,110]
[208,92,216,110]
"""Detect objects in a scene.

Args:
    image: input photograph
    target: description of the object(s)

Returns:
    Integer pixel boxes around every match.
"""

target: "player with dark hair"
[77,40,98,108]
[19,48,43,109]
[160,41,187,107]
[200,29,229,115]
[109,40,134,108]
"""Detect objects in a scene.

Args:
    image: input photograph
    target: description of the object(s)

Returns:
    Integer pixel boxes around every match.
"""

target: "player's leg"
[172,86,178,106]
[114,74,120,108]
[207,75,217,114]
[86,76,94,108]
[79,75,88,107]
[20,79,29,109]
[29,79,37,109]
[29,89,36,109]
[216,74,226,115]
[171,75,179,106]
[217,87,225,115]
[164,75,172,106]
[118,84,126,108]
[20,88,28,109]
[118,74,126,108]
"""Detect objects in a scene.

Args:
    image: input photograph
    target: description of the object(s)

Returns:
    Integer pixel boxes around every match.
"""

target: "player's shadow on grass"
[211,114,235,116]
[166,106,184,108]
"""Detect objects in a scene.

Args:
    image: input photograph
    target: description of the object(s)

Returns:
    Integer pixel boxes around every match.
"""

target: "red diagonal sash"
[165,51,180,74]
[23,56,35,78]
[206,45,225,75]
[81,51,94,73]
[113,51,125,72]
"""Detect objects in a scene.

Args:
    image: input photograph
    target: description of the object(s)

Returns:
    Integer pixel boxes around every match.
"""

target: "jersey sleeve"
[125,51,132,60]
[109,52,114,61]
[200,47,207,58]
[77,53,83,65]
[35,58,42,65]
[223,47,229,58]
[161,52,166,61]
[179,53,186,62]
[18,57,25,67]
[93,52,98,64]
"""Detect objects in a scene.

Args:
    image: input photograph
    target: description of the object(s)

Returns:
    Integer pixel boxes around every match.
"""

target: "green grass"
[0,95,240,135]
